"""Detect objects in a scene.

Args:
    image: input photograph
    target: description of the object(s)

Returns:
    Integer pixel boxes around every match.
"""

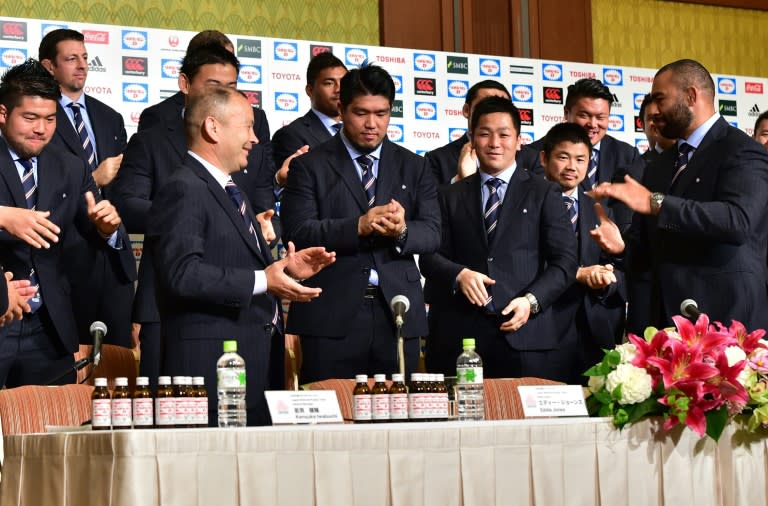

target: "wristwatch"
[649,192,665,215]
[524,292,540,314]
[397,224,408,243]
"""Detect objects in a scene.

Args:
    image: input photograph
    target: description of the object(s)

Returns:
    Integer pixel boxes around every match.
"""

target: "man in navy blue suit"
[147,87,334,425]
[590,59,768,333]
[419,97,577,381]
[39,29,136,348]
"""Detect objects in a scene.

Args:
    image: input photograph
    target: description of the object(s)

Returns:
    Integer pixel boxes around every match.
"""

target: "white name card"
[517,385,589,417]
[265,390,344,425]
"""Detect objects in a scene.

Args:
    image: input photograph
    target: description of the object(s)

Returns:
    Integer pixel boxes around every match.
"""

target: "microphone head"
[390,295,410,313]
[90,321,108,336]
[680,299,698,318]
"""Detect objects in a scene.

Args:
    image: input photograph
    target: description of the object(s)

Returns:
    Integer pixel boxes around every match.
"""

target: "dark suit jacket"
[146,155,280,425]
[48,96,135,347]
[0,138,134,354]
[111,117,276,324]
[271,109,333,169]
[627,117,768,333]
[419,169,578,353]
[281,136,441,338]
[425,133,542,187]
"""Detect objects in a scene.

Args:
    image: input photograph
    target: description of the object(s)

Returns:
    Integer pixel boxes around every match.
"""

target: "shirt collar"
[479,163,516,186]
[592,140,602,152]
[188,150,231,190]
[339,130,383,160]
[311,108,340,131]
[681,112,719,149]
[59,93,86,110]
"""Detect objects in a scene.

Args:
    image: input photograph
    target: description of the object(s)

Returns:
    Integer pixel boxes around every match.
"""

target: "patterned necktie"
[331,123,342,134]
[484,178,503,244]
[562,195,578,233]
[669,142,694,190]
[357,154,376,208]
[68,103,97,171]
[18,158,41,312]
[587,148,599,189]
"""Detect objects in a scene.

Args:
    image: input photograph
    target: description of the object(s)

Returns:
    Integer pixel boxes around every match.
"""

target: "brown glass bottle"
[353,374,372,423]
[192,376,208,427]
[435,373,449,421]
[155,376,175,428]
[371,374,390,423]
[408,373,426,422]
[389,373,409,421]
[91,377,111,430]
[111,377,132,429]
[132,376,154,429]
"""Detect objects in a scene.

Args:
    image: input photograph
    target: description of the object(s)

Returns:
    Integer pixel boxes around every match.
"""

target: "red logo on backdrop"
[1,21,26,41]
[83,30,109,44]
[634,115,644,132]
[518,108,534,126]
[130,112,141,124]
[310,44,332,58]
[746,82,764,94]
[169,35,179,48]
[543,87,563,104]
[242,90,262,108]
[122,56,147,76]
[414,77,436,96]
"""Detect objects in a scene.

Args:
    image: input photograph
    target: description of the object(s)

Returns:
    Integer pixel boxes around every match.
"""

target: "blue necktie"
[331,123,342,134]
[587,148,599,189]
[669,142,694,191]
[68,103,97,171]
[18,158,41,312]
[357,154,376,208]
[562,195,578,233]
[484,178,503,244]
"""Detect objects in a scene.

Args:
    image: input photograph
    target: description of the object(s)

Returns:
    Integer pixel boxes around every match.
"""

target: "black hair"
[180,42,240,82]
[466,80,510,106]
[655,59,715,98]
[38,28,84,62]
[339,62,395,108]
[565,78,613,110]
[754,110,768,136]
[469,96,521,135]
[307,52,346,85]
[542,122,592,157]
[0,59,60,113]
[638,93,652,126]
[187,30,233,54]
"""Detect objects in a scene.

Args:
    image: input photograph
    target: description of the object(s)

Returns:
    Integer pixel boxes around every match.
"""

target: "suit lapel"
[374,140,396,207]
[490,167,532,251]
[577,189,597,263]
[456,174,487,250]
[55,104,84,160]
[671,117,727,196]
[305,110,331,146]
[35,148,64,212]
[328,136,368,212]
[84,95,108,162]
[167,121,188,159]
[0,138,26,207]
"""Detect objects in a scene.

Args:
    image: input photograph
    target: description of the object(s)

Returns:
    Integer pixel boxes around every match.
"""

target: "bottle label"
[133,398,153,426]
[156,397,176,426]
[372,394,390,420]
[111,398,132,427]
[92,398,111,428]
[175,397,196,424]
[353,394,372,421]
[218,368,246,388]
[390,393,408,419]
[438,393,449,418]
[196,397,208,426]
[457,366,484,384]
[408,392,429,419]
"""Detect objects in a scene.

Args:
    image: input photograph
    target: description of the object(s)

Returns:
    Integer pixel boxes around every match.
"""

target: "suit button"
[488,257,494,262]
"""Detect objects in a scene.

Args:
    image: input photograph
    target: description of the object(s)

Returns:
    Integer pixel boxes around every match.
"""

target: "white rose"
[605,363,653,405]
[616,343,637,364]
[724,346,747,367]
[588,375,605,393]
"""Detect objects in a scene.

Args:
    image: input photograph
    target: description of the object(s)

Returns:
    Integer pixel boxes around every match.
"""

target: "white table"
[1,417,765,506]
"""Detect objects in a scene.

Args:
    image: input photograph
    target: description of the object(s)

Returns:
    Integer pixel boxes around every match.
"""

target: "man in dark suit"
[0,60,133,386]
[39,29,136,348]
[147,87,334,425]
[271,51,347,176]
[590,59,768,333]
[638,93,675,165]
[520,79,644,230]
[753,110,768,149]
[540,123,626,380]
[281,63,441,383]
[419,97,577,381]
[112,44,276,389]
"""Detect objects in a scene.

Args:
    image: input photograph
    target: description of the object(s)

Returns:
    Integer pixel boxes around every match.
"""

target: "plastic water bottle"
[455,338,484,421]
[217,340,246,427]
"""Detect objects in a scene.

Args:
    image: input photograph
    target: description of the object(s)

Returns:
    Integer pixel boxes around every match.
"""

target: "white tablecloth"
[1,417,765,506]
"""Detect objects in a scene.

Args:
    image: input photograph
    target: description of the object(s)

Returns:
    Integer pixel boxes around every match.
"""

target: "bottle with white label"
[371,374,390,422]
[132,376,154,428]
[408,373,427,421]
[456,338,485,421]
[92,377,111,430]
[155,376,175,427]
[435,373,449,421]
[217,340,247,428]
[389,373,408,421]
[111,377,132,429]
[353,374,372,423]
[193,376,208,427]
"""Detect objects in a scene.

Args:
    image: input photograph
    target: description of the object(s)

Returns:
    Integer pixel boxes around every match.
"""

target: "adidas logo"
[610,93,623,108]
[749,104,762,117]
[88,56,106,72]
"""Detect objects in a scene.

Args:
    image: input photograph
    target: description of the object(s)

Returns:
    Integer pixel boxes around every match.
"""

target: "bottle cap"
[136,376,149,386]
[410,373,420,381]
[355,374,368,383]
[391,373,404,382]
[115,377,128,387]
[172,376,183,385]
[462,338,476,348]
[158,376,171,385]
[223,340,238,353]
[193,376,205,386]
[94,377,108,387]
[185,376,192,385]
[373,374,386,382]
[436,373,445,381]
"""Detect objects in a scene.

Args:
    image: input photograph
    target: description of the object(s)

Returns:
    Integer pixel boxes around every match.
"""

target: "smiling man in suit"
[39,28,136,349]
[147,87,334,425]
[590,59,768,333]
[281,63,441,383]
[0,59,132,386]
[419,97,577,381]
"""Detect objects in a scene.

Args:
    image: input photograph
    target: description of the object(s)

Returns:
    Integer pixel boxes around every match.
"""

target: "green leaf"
[611,383,623,402]
[626,397,662,423]
[705,406,729,441]
[605,350,621,367]
[594,389,612,404]
[583,364,603,376]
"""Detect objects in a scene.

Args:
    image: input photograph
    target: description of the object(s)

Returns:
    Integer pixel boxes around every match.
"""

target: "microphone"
[390,295,410,329]
[90,321,107,367]
[680,299,701,320]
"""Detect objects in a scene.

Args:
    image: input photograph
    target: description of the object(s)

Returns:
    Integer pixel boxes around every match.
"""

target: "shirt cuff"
[253,270,268,295]
[106,231,123,249]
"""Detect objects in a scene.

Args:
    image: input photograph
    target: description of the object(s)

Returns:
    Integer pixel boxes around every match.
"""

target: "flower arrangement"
[585,313,768,441]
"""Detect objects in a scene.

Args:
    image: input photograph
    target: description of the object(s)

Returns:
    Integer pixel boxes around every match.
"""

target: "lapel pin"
[523,208,528,214]
[243,169,248,174]
[695,177,700,183]
[62,193,67,198]
[401,184,407,190]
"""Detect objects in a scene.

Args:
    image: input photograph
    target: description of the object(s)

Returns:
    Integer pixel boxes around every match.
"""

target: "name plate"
[265,390,344,424]
[517,385,589,417]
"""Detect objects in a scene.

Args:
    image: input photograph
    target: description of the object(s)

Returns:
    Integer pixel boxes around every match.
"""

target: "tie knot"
[486,177,503,191]
[68,102,81,112]
[562,195,576,208]
[17,158,33,172]
[225,178,240,195]
[678,142,693,155]
[357,154,374,171]
[332,123,342,133]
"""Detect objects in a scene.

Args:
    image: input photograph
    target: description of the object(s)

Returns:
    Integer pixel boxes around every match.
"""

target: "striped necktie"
[68,103,97,171]
[562,195,578,233]
[18,158,42,312]
[587,148,599,189]
[669,142,694,190]
[357,154,377,208]
[484,177,503,244]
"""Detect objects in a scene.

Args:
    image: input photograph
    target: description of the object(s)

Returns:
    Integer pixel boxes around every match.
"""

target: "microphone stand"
[395,317,405,378]
[45,357,93,386]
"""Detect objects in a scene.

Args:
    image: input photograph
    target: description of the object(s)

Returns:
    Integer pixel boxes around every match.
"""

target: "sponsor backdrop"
[1,16,766,157]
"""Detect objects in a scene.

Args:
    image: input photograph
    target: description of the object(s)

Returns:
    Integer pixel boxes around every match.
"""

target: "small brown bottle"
[132,376,154,429]
[353,374,372,423]
[435,373,449,421]
[155,376,175,428]
[371,374,390,423]
[111,377,132,429]
[91,377,111,430]
[173,376,192,428]
[389,373,408,421]
[192,376,208,427]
